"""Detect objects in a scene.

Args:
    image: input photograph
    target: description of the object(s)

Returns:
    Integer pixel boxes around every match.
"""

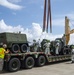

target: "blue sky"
[0,0,74,44]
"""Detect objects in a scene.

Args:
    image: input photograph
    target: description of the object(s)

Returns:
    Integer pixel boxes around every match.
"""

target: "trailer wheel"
[37,55,46,67]
[68,50,71,54]
[12,44,20,53]
[24,57,34,69]
[8,58,21,72]
[63,48,67,55]
[21,44,28,53]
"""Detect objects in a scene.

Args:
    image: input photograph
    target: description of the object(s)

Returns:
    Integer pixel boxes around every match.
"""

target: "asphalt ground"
[0,61,74,75]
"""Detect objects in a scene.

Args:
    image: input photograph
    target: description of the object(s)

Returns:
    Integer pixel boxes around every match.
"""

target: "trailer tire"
[37,55,46,67]
[12,44,20,53]
[8,58,21,72]
[24,57,34,69]
[21,44,28,53]
[63,48,67,55]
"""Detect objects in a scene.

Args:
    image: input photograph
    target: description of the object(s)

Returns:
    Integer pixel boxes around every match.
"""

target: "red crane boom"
[43,0,52,33]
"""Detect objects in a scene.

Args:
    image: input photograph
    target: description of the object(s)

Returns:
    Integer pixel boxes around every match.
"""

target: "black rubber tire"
[68,50,71,54]
[63,49,67,55]
[37,56,46,67]
[21,44,28,53]
[12,44,20,53]
[72,61,74,63]
[8,58,21,72]
[24,57,35,69]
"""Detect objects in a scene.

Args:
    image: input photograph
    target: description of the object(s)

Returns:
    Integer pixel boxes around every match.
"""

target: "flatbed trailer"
[3,52,71,72]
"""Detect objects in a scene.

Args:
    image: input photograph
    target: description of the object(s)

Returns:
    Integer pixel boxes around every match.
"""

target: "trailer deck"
[5,52,71,62]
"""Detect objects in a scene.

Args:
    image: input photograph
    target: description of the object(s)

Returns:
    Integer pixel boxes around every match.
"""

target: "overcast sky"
[0,0,74,44]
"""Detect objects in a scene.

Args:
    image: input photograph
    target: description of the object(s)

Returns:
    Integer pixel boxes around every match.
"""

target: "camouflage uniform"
[55,42,60,55]
[33,40,38,52]
[43,42,50,54]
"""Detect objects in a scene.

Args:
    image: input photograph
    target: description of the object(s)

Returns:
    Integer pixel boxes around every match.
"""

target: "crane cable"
[43,0,47,32]
[47,0,52,33]
[69,19,74,28]
[38,0,52,41]
[43,0,52,33]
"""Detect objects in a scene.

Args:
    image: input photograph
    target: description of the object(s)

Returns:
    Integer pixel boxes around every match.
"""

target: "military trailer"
[0,32,71,72]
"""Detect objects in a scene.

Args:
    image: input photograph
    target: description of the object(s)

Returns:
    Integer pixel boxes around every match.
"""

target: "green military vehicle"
[0,32,29,53]
[0,32,71,72]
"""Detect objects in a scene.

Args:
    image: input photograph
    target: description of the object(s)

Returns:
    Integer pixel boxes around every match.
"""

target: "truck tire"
[21,44,28,53]
[63,49,67,55]
[8,58,21,72]
[12,44,20,53]
[37,55,46,67]
[24,57,35,69]
[68,50,71,54]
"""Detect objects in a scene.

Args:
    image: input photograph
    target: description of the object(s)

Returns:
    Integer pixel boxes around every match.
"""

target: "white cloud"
[32,23,42,36]
[0,19,24,32]
[0,19,74,45]
[69,34,74,44]
[8,0,22,3]
[0,0,23,10]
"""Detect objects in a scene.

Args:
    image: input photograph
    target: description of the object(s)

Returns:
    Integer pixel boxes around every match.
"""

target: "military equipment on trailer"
[0,32,71,72]
[0,32,29,53]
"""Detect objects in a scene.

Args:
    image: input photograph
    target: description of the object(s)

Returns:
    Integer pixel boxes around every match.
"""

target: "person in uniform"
[43,41,51,55]
[62,34,66,46]
[36,39,41,52]
[0,43,9,71]
[55,41,60,55]
[33,40,38,52]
